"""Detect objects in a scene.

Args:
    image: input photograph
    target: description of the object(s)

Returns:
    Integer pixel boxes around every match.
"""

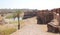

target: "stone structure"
[36,8,60,33]
[47,8,60,33]
[37,10,54,24]
[23,10,36,19]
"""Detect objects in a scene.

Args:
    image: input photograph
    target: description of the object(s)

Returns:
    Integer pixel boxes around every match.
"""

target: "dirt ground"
[11,17,60,35]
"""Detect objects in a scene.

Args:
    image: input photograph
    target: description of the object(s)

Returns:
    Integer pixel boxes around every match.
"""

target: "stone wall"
[47,8,60,33]
[51,8,60,25]
[37,10,54,24]
[23,11,36,19]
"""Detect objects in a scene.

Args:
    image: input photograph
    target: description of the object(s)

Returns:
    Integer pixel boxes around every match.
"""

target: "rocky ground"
[11,17,60,35]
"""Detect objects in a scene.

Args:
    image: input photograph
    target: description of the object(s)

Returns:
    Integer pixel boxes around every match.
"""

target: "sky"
[0,0,60,10]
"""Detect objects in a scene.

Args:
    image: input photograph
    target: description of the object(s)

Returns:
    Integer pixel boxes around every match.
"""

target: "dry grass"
[9,20,25,28]
[0,24,17,35]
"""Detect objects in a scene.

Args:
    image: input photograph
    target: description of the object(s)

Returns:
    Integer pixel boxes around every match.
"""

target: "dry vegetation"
[0,24,17,35]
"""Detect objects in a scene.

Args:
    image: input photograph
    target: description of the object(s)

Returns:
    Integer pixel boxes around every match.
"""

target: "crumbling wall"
[47,8,60,33]
[23,11,36,19]
[37,10,54,24]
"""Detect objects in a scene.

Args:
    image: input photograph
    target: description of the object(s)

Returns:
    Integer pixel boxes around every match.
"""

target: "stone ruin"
[37,8,60,33]
[37,10,54,24]
[47,8,60,33]
[23,10,36,19]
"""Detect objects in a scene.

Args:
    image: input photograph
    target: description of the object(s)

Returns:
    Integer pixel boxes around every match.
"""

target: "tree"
[13,10,23,30]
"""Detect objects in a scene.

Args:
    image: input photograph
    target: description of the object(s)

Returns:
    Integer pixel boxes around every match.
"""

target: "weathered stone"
[47,11,60,33]
[37,10,54,24]
[47,19,59,33]
[23,11,36,19]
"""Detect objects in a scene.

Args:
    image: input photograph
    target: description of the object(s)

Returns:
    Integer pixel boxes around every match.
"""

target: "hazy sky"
[0,0,60,10]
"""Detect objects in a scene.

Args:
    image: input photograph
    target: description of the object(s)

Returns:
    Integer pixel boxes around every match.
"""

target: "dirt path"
[11,17,59,35]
